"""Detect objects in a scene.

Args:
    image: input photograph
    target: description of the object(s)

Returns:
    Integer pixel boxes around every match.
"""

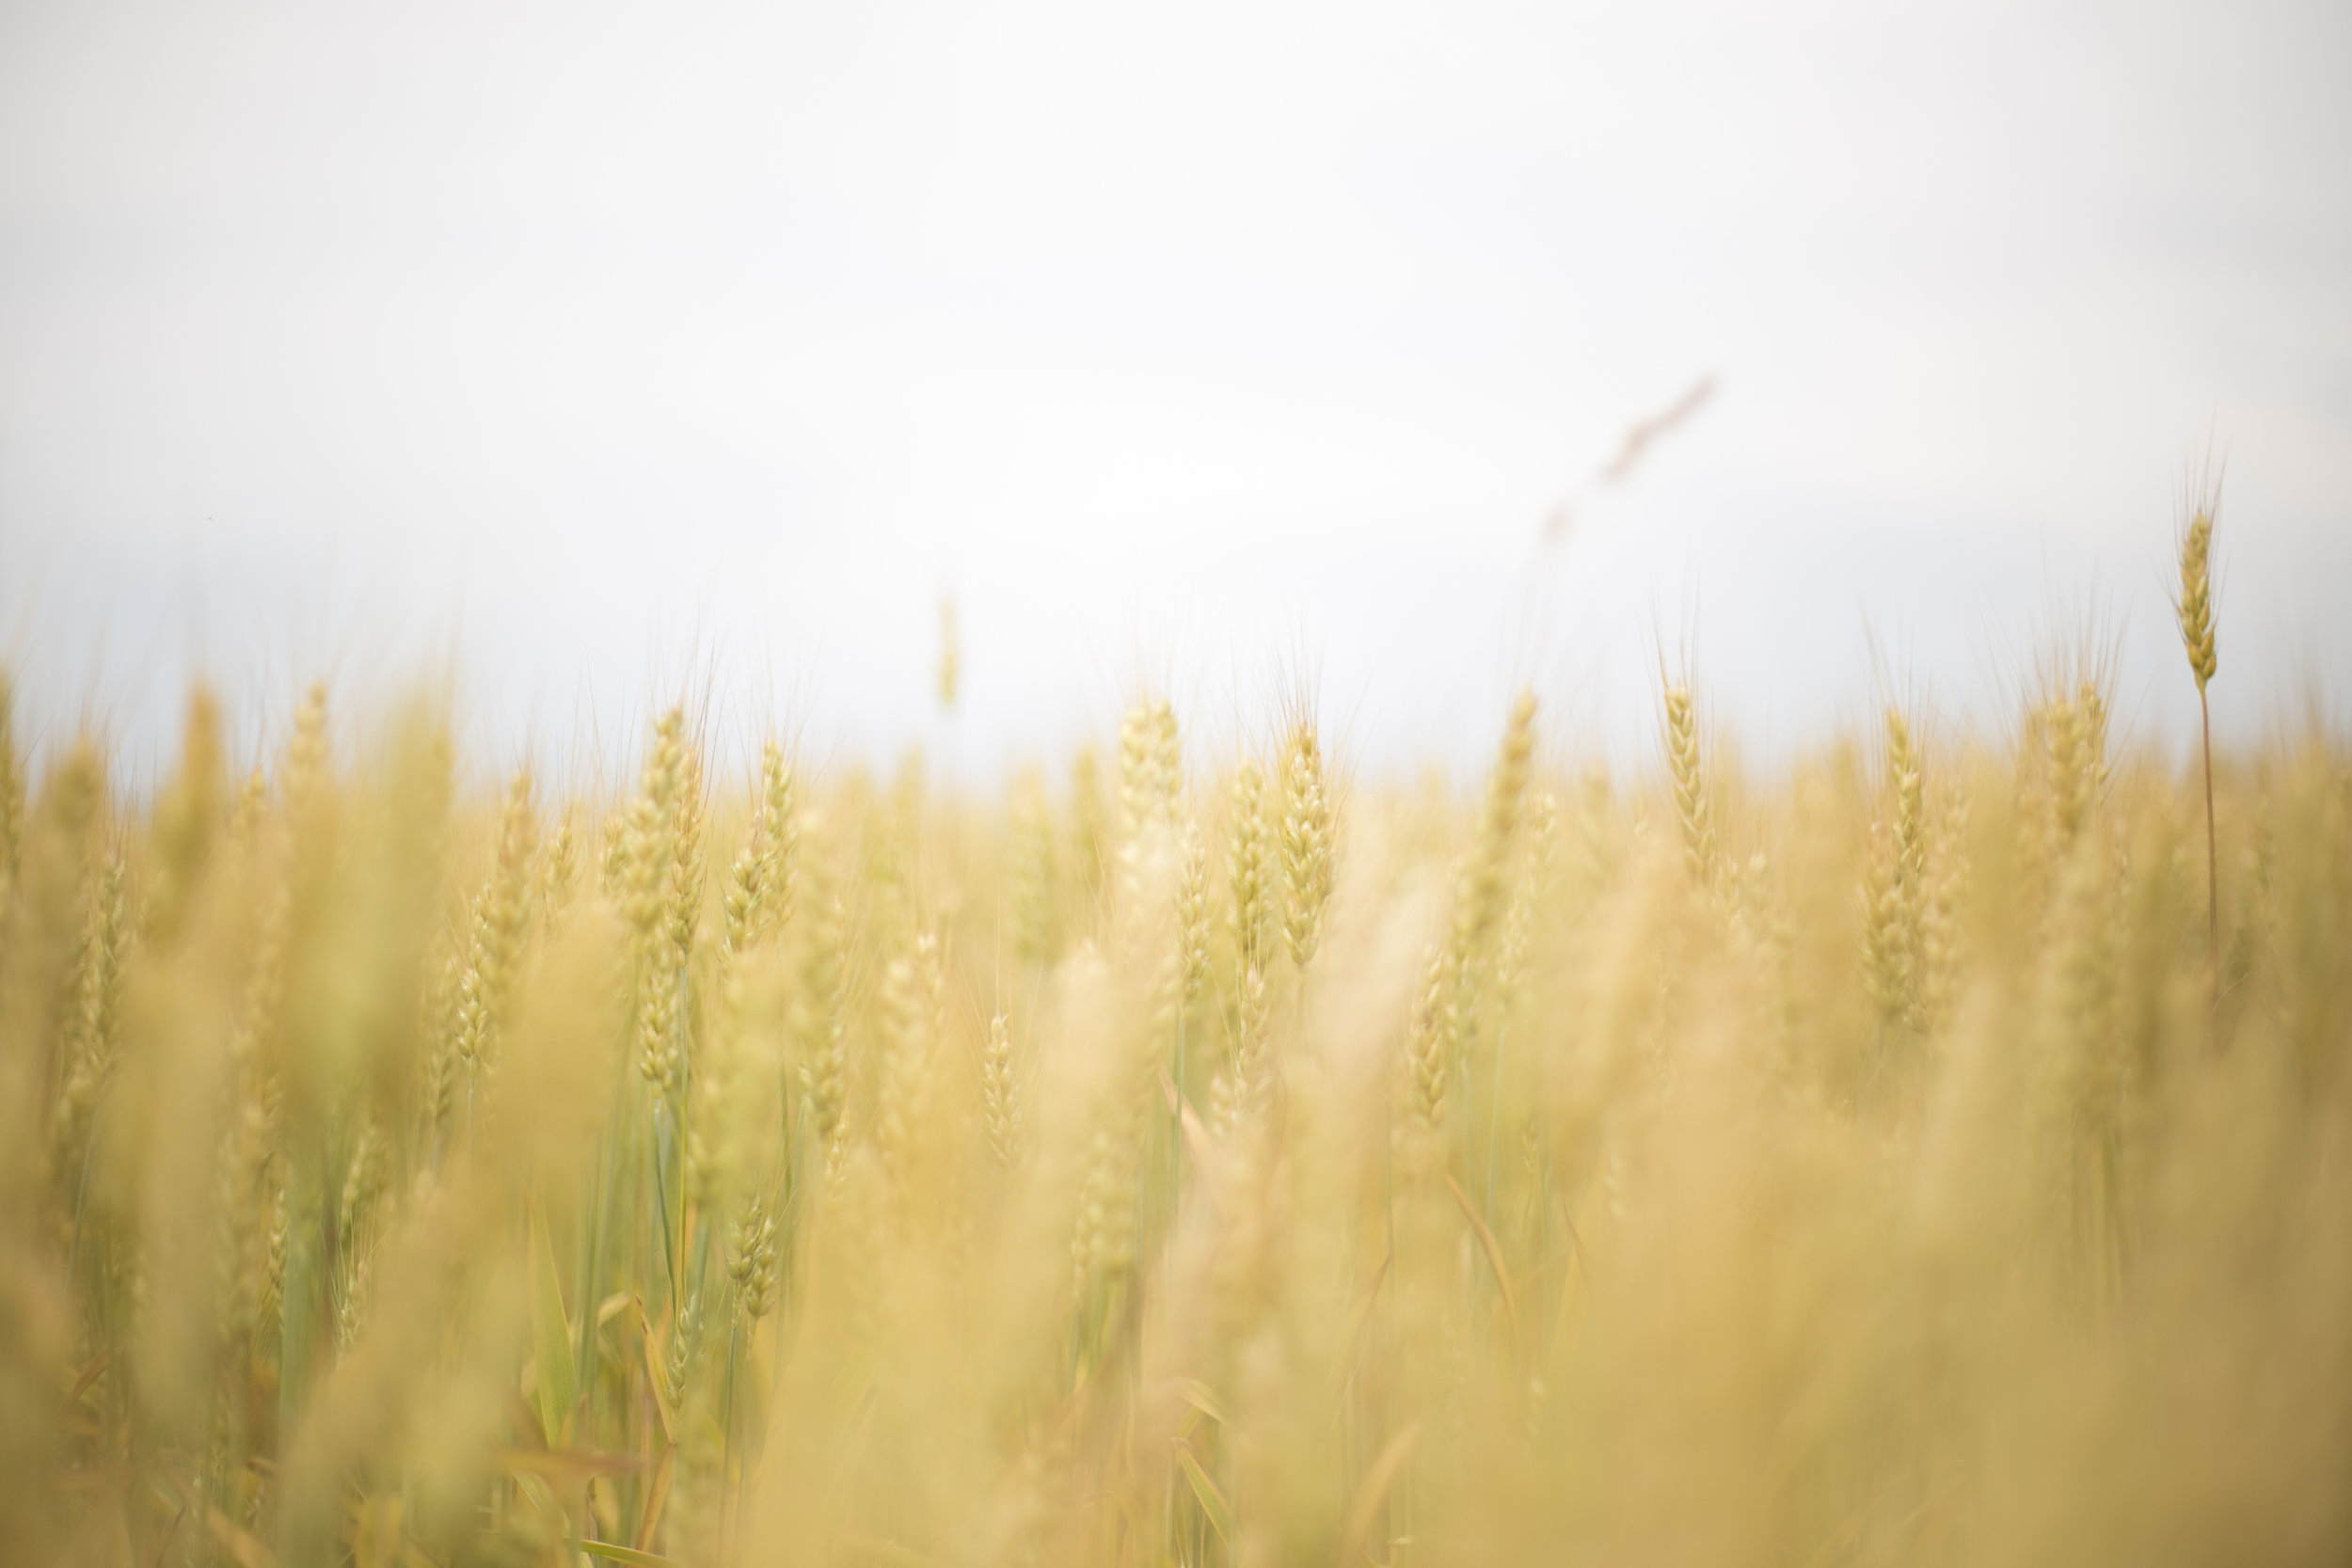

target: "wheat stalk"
[2175,488,2220,990]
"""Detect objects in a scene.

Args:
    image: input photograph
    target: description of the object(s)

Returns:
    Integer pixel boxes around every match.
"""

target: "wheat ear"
[2176,494,2219,990]
[1663,681,1715,885]
[1280,724,1336,973]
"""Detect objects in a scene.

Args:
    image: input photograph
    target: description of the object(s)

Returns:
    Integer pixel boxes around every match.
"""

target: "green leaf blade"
[530,1199,579,1445]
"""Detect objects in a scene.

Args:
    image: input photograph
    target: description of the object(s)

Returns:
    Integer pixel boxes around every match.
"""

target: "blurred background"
[2,0,2346,784]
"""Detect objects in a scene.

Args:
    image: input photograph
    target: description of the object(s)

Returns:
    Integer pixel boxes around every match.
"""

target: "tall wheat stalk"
[2175,489,2219,992]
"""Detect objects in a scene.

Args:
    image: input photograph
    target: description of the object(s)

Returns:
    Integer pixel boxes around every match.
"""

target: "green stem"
[577,1128,610,1428]
[722,1316,741,1568]
[652,1101,679,1307]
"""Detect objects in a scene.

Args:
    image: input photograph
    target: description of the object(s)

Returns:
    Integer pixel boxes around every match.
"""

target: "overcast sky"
[2,0,2346,784]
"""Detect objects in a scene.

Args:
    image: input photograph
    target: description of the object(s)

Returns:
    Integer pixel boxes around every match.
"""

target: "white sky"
[2,0,2347,784]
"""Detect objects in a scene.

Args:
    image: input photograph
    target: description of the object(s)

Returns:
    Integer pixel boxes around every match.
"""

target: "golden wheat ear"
[1662,680,1714,886]
[1279,721,1336,973]
[2176,487,2220,990]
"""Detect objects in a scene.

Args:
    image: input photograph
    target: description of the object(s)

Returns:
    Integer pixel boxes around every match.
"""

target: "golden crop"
[3,524,2347,1566]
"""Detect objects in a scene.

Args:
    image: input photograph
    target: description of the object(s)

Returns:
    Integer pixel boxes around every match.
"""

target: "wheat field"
[3,514,2348,1567]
